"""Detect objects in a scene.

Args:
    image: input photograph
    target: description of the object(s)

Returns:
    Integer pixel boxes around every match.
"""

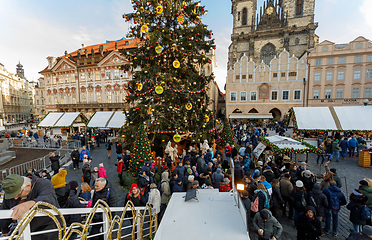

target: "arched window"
[238,12,241,21]
[295,38,299,45]
[261,43,276,65]
[296,0,303,15]
[242,8,247,25]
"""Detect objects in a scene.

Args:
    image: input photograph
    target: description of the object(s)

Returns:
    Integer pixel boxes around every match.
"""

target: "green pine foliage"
[220,120,234,146]
[120,0,216,148]
[128,124,152,177]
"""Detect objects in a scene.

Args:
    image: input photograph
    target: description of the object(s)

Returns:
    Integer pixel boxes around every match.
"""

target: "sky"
[1,0,372,92]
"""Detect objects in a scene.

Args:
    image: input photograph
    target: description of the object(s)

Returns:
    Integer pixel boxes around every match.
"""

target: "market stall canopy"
[38,112,87,127]
[292,106,372,131]
[87,111,126,128]
[262,135,320,154]
[229,113,273,119]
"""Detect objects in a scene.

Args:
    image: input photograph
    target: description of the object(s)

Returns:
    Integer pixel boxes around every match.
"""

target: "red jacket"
[225,146,232,154]
[220,185,232,192]
[117,161,124,174]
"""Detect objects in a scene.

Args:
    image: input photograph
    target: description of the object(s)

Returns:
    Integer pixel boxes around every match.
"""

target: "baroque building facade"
[307,36,372,107]
[226,50,308,120]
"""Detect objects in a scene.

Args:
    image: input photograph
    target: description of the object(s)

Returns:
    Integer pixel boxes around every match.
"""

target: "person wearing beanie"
[295,206,323,240]
[148,183,161,214]
[308,183,328,221]
[347,189,369,233]
[51,170,70,208]
[263,166,275,184]
[292,180,308,221]
[359,179,372,226]
[212,168,224,189]
[253,209,283,240]
[41,169,51,180]
[49,151,61,174]
[66,181,85,225]
[301,169,315,192]
[0,174,59,240]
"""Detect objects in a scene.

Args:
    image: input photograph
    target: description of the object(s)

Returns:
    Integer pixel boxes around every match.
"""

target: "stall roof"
[38,112,86,128]
[266,136,308,150]
[292,106,372,131]
[87,111,126,129]
[229,113,273,119]
[292,107,338,130]
[334,106,372,131]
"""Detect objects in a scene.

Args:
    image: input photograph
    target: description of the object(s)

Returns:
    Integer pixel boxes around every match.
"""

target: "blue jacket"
[340,139,348,149]
[348,138,358,148]
[79,149,90,160]
[322,185,347,209]
[239,147,246,157]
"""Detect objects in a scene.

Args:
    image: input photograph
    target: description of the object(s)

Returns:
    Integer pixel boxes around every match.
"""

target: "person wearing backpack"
[322,180,347,236]
[347,189,369,233]
[308,183,328,221]
[359,180,372,226]
[292,180,308,221]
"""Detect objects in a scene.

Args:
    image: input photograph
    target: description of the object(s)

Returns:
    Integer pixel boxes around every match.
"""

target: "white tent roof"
[154,189,250,240]
[334,106,372,131]
[54,112,81,127]
[38,112,64,127]
[266,135,308,150]
[87,111,126,129]
[293,107,338,130]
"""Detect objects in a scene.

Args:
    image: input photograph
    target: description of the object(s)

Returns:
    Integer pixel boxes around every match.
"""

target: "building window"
[60,94,64,104]
[250,92,257,101]
[355,56,363,63]
[114,91,120,103]
[122,71,128,78]
[240,92,246,101]
[65,74,69,83]
[114,69,120,79]
[42,99,44,105]
[71,74,75,83]
[105,70,111,79]
[327,58,334,65]
[237,11,240,21]
[281,72,286,77]
[366,69,372,79]
[242,8,247,25]
[326,71,333,81]
[54,95,58,104]
[356,43,363,49]
[87,72,92,81]
[368,55,372,62]
[289,72,297,77]
[261,43,276,65]
[273,73,278,78]
[48,96,52,105]
[296,0,303,15]
[282,90,289,100]
[338,57,346,64]
[242,75,247,80]
[315,59,322,66]
[325,89,332,99]
[81,93,87,103]
[47,77,51,84]
[36,90,38,96]
[322,47,328,52]
[295,38,299,45]
[314,72,321,81]
[53,76,57,84]
[88,92,94,102]
[354,70,361,79]
[37,100,39,105]
[81,73,85,81]
[107,93,112,103]
[72,94,76,104]
[336,89,343,99]
[248,74,253,79]
[337,71,345,80]
[96,92,101,103]
[365,87,372,98]
[95,72,100,81]
[294,90,301,100]
[230,92,237,101]
[235,75,240,80]
[271,91,278,101]
[352,88,360,98]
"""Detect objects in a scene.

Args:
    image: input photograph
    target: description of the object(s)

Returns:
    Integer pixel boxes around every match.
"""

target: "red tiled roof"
[39,38,140,73]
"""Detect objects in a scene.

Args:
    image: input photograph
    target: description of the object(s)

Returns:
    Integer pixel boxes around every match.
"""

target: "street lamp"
[363,99,370,106]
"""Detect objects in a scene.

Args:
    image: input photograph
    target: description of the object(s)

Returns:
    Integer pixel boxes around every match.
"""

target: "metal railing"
[8,138,81,150]
[0,200,157,240]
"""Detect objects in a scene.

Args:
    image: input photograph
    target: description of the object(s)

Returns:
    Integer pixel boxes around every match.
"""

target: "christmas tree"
[220,120,234,146]
[120,0,216,148]
[128,124,152,177]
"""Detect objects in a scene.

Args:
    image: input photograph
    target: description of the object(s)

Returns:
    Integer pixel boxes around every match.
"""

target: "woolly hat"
[187,168,192,174]
[296,180,304,188]
[26,167,33,172]
[300,162,307,166]
[130,183,139,193]
[69,181,79,190]
[265,166,272,170]
[359,180,369,186]
[260,210,270,220]
[257,161,263,166]
[253,172,261,179]
[304,170,312,176]
[335,139,339,142]
[150,183,157,189]
[51,170,67,189]
[284,173,290,178]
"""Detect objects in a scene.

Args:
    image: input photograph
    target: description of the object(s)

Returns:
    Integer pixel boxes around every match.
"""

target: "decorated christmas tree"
[120,0,216,148]
[220,120,234,146]
[128,124,152,177]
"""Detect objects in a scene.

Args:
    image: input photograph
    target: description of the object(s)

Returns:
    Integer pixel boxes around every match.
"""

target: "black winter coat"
[263,169,275,183]
[50,156,60,171]
[347,196,368,225]
[308,187,328,217]
[92,181,118,207]
[138,174,150,196]
[295,206,323,240]
[301,175,315,192]
[234,163,244,183]
[67,190,85,224]
[82,163,92,182]
[271,187,284,208]
[71,150,80,161]
[292,188,308,212]
[55,185,70,208]
[124,192,146,207]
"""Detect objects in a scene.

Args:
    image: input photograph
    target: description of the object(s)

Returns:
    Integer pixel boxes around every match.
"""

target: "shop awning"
[261,135,320,154]
[292,106,372,131]
[229,113,273,119]
[38,112,87,128]
[87,111,126,129]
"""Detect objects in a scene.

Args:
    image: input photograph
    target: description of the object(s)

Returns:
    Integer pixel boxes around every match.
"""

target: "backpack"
[301,192,307,209]
[326,189,340,210]
[251,196,259,212]
[359,205,372,221]
[157,180,164,194]
[309,195,318,209]
[106,143,109,150]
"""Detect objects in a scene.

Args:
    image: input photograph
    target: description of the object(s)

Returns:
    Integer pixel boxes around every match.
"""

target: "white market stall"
[87,111,126,136]
[37,112,88,137]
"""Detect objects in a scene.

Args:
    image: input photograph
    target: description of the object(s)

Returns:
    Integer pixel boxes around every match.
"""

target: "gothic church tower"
[228,0,317,68]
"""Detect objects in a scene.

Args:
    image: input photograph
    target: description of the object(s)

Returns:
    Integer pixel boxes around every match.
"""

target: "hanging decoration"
[177,15,185,24]
[147,106,152,115]
[155,85,164,94]
[205,115,209,122]
[173,133,181,143]
[155,45,163,54]
[156,5,163,14]
[137,83,143,91]
[173,60,180,69]
[141,25,149,33]
[185,102,192,111]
